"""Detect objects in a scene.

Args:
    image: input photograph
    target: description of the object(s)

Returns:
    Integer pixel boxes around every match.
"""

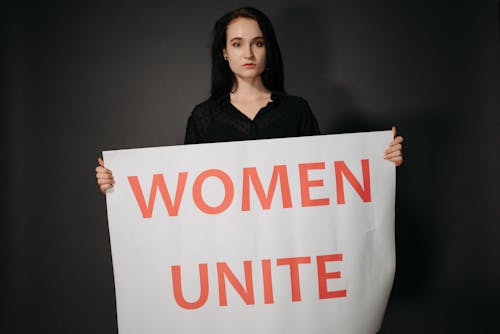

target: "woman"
[96,7,403,192]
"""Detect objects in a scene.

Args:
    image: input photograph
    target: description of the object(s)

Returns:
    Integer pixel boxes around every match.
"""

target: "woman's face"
[223,17,266,82]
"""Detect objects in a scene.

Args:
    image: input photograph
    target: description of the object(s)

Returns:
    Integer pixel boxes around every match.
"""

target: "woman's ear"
[222,49,228,60]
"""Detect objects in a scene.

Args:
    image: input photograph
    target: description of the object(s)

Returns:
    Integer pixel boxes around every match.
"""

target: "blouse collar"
[218,91,286,107]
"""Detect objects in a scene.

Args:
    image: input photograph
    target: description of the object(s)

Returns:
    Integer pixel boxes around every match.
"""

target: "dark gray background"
[2,1,499,333]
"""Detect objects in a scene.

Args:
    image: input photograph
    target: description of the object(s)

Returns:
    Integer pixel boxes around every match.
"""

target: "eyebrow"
[229,36,264,42]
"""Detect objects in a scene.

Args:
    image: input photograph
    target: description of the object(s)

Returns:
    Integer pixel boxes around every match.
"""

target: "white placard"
[104,131,395,334]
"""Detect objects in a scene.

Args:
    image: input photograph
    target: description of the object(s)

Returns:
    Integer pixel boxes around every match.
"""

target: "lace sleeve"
[184,104,210,144]
[298,98,321,136]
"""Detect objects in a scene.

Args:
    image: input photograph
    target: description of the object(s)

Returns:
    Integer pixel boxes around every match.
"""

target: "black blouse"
[184,92,321,144]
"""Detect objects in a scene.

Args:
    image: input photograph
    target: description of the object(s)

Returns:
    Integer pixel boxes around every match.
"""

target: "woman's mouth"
[243,63,256,68]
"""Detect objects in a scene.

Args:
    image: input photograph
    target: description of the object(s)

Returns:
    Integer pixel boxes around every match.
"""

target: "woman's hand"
[384,126,404,167]
[95,157,115,194]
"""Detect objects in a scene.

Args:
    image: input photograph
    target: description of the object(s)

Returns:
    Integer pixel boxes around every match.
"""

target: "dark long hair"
[209,7,285,100]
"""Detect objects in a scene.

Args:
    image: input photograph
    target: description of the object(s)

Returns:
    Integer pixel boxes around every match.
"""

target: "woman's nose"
[243,45,254,58]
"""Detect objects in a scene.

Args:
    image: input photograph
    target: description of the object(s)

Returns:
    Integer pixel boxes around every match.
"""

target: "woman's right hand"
[96,157,114,194]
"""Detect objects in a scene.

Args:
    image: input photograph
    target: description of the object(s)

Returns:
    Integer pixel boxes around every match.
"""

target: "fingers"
[385,128,404,166]
[384,150,402,160]
[389,136,404,146]
[99,183,114,193]
[96,157,114,194]
[97,174,114,184]
[391,126,403,143]
[98,180,114,189]
[385,143,402,155]
[95,163,112,174]
[96,168,114,180]
[97,157,113,175]
[389,156,404,167]
[96,171,113,179]
[97,175,114,194]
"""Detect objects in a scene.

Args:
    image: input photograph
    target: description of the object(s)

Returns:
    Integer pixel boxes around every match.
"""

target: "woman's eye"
[232,42,240,47]
[255,41,264,47]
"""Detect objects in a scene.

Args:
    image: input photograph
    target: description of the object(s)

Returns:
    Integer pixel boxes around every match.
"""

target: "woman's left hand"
[384,126,404,167]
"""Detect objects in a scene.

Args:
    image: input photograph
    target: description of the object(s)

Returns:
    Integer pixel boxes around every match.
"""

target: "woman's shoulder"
[191,98,217,113]
[185,97,223,144]
[276,93,320,135]
[274,92,311,110]
[189,96,226,118]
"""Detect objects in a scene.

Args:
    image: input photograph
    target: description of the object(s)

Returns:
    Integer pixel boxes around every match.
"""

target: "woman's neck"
[230,76,271,102]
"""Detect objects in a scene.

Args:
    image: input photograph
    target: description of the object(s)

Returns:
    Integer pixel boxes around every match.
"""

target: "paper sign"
[104,131,395,334]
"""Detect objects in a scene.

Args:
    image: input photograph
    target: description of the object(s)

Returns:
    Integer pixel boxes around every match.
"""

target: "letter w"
[128,173,188,218]
[242,165,292,211]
